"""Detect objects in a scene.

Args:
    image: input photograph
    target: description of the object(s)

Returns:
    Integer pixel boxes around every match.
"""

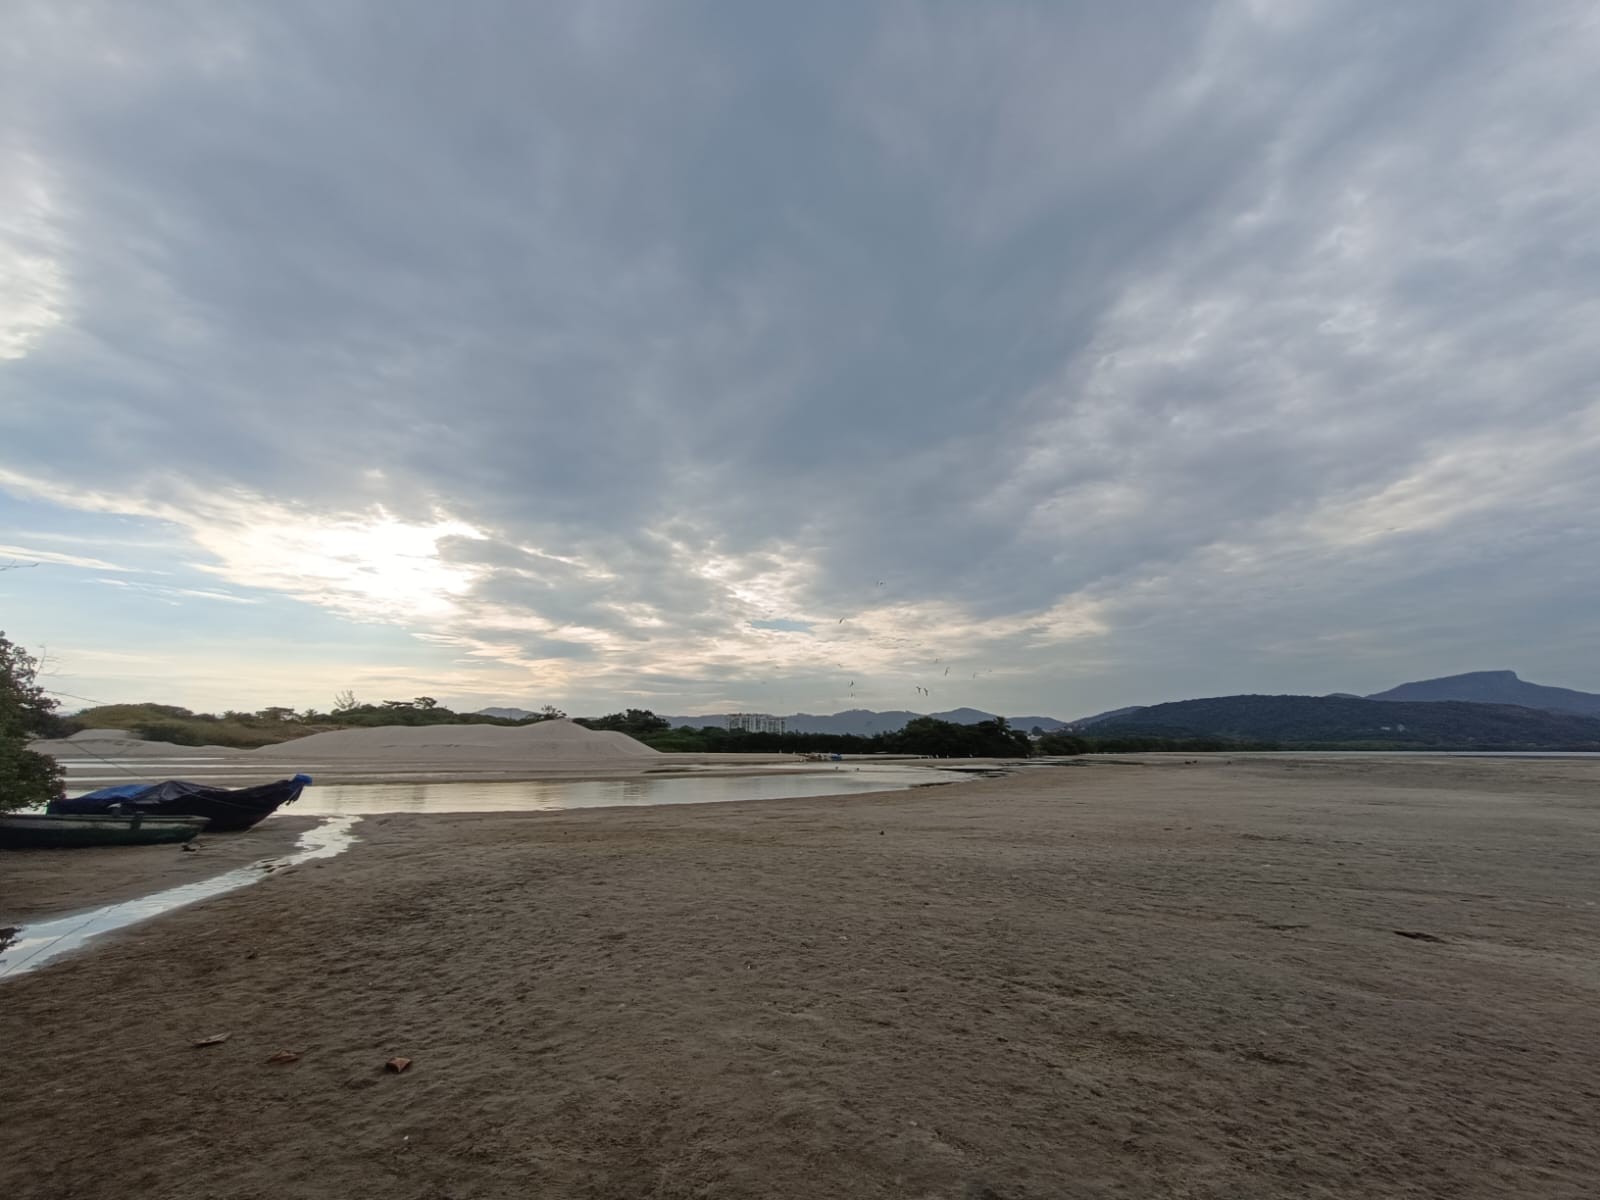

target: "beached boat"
[0,812,209,850]
[48,774,312,833]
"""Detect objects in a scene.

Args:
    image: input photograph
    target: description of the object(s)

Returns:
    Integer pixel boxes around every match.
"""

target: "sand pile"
[30,730,238,758]
[250,718,662,762]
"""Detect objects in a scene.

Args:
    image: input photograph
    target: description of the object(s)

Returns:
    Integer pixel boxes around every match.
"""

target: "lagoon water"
[56,762,973,811]
[287,765,969,816]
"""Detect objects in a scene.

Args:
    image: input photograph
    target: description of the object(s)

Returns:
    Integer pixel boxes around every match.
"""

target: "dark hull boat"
[0,812,209,850]
[49,774,312,833]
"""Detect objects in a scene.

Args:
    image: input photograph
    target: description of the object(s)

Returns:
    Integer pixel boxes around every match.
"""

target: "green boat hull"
[0,813,210,850]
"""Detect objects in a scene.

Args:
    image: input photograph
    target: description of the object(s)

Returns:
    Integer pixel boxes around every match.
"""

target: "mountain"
[653,707,1067,737]
[1089,693,1600,748]
[1069,705,1147,728]
[1010,715,1071,733]
[475,707,534,720]
[1366,670,1600,718]
[781,710,924,736]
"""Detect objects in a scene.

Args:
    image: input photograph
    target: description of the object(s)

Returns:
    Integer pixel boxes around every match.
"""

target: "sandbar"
[2,755,1597,1198]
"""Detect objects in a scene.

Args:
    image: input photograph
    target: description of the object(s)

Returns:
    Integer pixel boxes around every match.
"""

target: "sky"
[3,1,1600,721]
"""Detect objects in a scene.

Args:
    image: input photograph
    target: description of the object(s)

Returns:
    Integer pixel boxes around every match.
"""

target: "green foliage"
[131,720,208,746]
[639,715,1033,758]
[1,631,67,811]
[576,709,670,739]
[880,715,1033,757]
[302,700,538,729]
[65,694,571,748]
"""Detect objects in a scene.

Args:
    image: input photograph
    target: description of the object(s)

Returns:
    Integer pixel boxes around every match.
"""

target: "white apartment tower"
[726,712,787,734]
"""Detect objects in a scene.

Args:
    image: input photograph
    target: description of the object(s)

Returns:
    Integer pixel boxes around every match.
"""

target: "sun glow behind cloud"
[0,468,489,624]
[189,509,489,621]
[0,463,1116,709]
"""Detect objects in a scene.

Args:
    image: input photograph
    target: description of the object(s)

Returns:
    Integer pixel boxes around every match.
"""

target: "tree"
[1,631,66,811]
[332,689,359,713]
[538,704,566,720]
[413,696,438,710]
[576,709,669,738]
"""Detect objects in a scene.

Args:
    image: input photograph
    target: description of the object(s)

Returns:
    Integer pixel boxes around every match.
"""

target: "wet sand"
[0,815,316,925]
[3,755,1598,1199]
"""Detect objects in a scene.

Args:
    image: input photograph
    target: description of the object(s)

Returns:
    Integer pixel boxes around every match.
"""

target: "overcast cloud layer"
[3,1,1599,718]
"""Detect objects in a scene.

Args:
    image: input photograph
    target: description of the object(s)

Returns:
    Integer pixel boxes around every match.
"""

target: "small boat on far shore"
[0,812,209,850]
[48,774,312,832]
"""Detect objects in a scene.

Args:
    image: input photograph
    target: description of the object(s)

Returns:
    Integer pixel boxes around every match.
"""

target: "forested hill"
[1089,694,1600,749]
[1366,670,1600,717]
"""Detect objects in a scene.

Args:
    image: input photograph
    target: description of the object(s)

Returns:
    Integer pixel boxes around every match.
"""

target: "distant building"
[726,712,787,734]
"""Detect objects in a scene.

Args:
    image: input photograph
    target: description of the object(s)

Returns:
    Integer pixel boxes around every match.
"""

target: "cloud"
[94,578,261,605]
[0,542,134,572]
[3,1,1600,714]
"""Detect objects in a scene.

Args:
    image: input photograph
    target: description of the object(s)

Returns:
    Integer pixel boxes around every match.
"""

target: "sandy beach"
[1,816,316,926]
[3,754,1599,1198]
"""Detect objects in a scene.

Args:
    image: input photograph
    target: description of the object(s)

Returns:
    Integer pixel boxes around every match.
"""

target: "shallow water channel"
[289,765,969,815]
[0,817,362,980]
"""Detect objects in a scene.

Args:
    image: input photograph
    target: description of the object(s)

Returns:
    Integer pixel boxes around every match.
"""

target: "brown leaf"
[192,1033,230,1048]
[266,1050,301,1065]
[384,1057,413,1073]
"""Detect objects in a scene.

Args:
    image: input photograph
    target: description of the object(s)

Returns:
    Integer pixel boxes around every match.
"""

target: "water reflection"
[0,816,361,980]
[291,767,964,816]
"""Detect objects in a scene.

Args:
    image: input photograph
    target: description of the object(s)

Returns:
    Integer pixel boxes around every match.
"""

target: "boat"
[48,774,313,833]
[0,812,209,850]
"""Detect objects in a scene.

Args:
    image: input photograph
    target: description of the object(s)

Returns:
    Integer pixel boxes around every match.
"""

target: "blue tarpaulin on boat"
[51,774,313,831]
[71,774,313,806]
[74,783,164,803]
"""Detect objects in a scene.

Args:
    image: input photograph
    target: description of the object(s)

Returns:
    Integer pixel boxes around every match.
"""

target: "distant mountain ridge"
[1069,705,1147,728]
[1366,670,1600,718]
[1090,693,1600,749]
[656,707,1071,736]
[475,706,1068,736]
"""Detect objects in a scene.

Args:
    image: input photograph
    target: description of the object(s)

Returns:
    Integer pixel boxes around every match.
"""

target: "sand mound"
[250,718,662,762]
[31,733,239,758]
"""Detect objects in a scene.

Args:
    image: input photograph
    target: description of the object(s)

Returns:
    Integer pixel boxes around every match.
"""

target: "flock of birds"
[756,577,996,713]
